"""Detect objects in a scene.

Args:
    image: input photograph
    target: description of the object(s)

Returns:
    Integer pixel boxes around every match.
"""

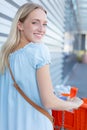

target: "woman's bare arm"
[36,65,83,111]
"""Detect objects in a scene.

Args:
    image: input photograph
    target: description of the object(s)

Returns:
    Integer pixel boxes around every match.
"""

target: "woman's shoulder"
[30,43,51,69]
[26,42,49,54]
[29,42,47,49]
[33,42,49,51]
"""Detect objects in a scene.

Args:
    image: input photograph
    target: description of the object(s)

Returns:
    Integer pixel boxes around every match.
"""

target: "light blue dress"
[0,43,53,130]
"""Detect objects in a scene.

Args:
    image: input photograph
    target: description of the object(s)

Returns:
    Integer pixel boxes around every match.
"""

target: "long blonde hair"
[0,2,47,73]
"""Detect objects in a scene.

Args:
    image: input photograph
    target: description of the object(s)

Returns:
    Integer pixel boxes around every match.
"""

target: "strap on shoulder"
[7,61,54,125]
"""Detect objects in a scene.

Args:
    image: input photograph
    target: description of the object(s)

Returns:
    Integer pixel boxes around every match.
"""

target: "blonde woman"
[0,2,83,130]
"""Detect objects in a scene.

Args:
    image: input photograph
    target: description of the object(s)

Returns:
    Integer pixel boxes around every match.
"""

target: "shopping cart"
[52,87,87,130]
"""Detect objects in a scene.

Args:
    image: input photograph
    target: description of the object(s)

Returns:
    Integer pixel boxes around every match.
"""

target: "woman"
[0,2,83,130]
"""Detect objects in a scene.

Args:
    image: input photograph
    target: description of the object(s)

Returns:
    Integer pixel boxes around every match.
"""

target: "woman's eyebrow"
[32,19,47,23]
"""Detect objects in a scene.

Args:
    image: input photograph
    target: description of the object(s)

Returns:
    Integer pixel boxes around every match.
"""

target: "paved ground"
[64,63,87,98]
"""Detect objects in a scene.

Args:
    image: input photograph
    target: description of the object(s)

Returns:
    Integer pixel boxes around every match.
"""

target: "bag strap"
[7,61,54,125]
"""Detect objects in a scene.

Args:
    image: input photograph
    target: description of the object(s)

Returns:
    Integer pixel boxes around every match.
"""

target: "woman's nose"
[38,24,44,31]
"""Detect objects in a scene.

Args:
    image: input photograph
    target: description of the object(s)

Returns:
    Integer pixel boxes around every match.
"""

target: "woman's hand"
[67,97,83,109]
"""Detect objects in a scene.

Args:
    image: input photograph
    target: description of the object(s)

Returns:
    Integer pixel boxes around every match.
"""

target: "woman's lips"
[34,33,44,38]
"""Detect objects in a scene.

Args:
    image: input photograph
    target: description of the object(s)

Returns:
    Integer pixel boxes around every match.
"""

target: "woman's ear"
[17,21,23,31]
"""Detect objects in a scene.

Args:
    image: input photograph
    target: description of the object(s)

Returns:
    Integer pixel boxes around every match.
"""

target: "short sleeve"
[32,44,51,69]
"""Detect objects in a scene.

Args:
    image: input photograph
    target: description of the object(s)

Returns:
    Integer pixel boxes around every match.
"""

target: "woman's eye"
[32,22,47,27]
[32,22,38,24]
[43,24,47,26]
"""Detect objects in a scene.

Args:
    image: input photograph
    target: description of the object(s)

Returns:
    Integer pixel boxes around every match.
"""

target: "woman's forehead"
[28,8,47,20]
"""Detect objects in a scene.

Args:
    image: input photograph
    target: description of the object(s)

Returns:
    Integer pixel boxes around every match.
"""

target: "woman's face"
[18,8,47,43]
